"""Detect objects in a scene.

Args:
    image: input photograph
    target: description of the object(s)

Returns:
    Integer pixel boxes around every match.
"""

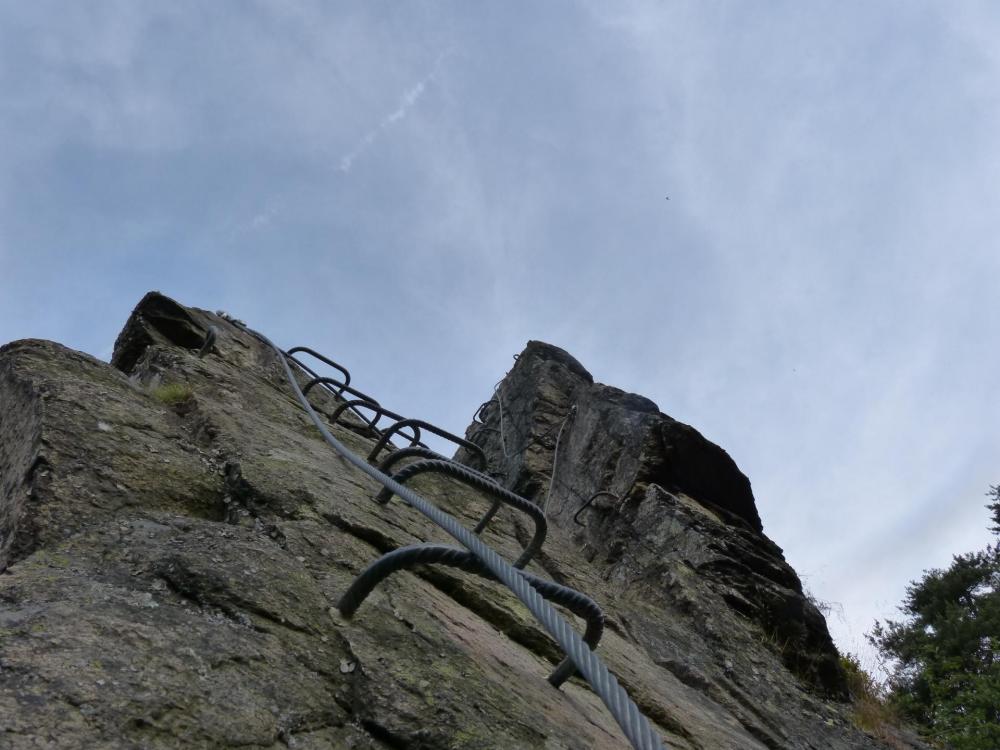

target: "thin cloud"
[339,51,450,173]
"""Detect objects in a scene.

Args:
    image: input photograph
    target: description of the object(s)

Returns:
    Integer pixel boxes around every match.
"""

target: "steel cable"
[543,405,576,512]
[374,445,447,474]
[374,446,502,534]
[496,382,511,458]
[475,392,576,469]
[327,398,385,437]
[375,458,546,568]
[240,324,666,750]
[336,543,603,688]
[296,372,422,446]
[368,418,487,466]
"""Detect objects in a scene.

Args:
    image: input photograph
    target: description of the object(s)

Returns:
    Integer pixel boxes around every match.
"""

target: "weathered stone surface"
[461,342,844,696]
[0,294,928,749]
[464,340,761,533]
[461,340,931,748]
[0,337,223,572]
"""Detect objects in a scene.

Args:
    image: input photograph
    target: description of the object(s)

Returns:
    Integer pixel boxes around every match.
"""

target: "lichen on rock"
[0,294,929,749]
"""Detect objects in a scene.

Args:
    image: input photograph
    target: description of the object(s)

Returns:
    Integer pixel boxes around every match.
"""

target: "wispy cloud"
[3,2,1000,668]
[338,51,450,174]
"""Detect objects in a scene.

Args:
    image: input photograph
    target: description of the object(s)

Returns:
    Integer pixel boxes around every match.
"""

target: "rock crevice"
[0,295,929,749]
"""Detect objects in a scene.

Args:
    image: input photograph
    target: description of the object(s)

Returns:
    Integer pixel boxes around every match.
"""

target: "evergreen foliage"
[871,486,1000,749]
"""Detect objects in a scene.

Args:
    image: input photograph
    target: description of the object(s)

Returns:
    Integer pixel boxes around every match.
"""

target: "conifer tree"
[871,486,1000,749]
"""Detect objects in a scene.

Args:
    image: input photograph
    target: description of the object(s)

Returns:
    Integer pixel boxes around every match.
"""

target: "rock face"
[459,341,837,696]
[0,293,927,749]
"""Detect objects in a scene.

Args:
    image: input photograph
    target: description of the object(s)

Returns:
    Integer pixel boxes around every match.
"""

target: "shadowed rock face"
[465,340,762,533]
[0,294,929,749]
[460,341,839,694]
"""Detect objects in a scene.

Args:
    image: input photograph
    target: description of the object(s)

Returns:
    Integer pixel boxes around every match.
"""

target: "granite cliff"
[0,293,926,749]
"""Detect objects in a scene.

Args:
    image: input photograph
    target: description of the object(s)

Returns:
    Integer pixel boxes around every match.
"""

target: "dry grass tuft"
[840,653,904,746]
[151,382,194,406]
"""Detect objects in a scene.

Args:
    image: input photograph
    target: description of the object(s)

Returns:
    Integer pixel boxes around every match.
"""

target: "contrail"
[339,51,451,173]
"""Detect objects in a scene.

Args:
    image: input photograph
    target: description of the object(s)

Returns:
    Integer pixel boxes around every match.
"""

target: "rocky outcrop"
[463,341,761,532]
[0,293,928,749]
[460,341,841,698]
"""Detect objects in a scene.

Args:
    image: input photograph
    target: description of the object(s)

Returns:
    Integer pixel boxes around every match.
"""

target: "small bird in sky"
[665,196,670,200]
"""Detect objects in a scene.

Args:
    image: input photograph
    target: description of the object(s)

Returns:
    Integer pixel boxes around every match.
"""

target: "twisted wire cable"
[374,445,447,474]
[241,324,666,750]
[374,447,503,533]
[327,398,385,436]
[296,372,423,446]
[543,405,576,512]
[336,543,603,688]
[368,418,487,466]
[475,395,577,473]
[495,383,511,458]
[286,362,408,444]
[375,458,545,568]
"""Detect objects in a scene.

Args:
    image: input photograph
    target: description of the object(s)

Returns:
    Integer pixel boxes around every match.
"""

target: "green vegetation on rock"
[151,382,193,406]
[1,293,936,749]
[840,654,899,742]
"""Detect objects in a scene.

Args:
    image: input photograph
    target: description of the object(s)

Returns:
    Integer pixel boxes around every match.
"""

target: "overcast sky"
[2,1,998,665]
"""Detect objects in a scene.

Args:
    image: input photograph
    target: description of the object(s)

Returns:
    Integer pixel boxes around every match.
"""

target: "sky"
[2,0,999,668]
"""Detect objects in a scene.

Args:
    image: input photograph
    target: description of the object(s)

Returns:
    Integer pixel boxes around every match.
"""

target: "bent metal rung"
[368,417,487,466]
[375,458,545,569]
[336,543,604,688]
[237,326,666,750]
